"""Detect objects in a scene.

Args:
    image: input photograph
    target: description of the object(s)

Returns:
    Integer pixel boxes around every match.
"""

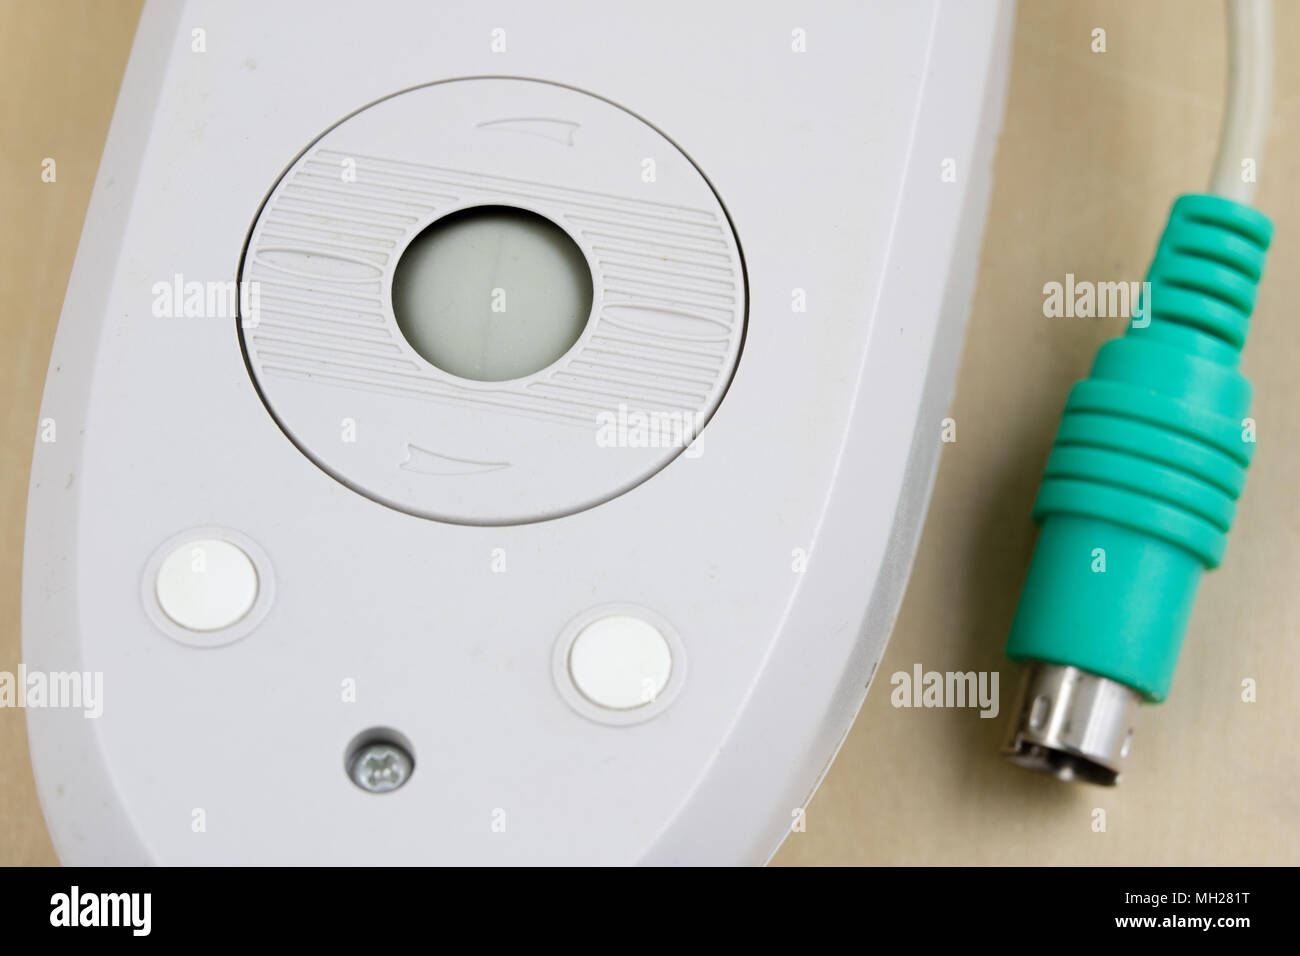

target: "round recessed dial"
[239,78,746,525]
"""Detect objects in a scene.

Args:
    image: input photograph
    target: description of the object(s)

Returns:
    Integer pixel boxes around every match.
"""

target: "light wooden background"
[2,0,1296,865]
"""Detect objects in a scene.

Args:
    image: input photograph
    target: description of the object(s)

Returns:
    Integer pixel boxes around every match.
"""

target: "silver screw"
[348,741,414,793]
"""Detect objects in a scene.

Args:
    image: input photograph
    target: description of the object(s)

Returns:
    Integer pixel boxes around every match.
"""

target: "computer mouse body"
[24,0,1011,864]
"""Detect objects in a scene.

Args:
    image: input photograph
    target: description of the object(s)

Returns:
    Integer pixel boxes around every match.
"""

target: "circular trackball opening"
[391,205,594,382]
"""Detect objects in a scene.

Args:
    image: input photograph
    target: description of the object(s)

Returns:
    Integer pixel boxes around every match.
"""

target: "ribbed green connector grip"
[1005,194,1273,701]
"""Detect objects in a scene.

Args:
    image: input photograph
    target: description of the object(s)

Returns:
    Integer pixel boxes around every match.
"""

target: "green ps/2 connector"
[1002,194,1273,785]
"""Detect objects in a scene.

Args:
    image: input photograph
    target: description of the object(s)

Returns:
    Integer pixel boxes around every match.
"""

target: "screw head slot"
[345,729,415,794]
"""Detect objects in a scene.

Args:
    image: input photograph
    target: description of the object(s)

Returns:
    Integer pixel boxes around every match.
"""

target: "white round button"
[568,615,673,710]
[154,538,259,632]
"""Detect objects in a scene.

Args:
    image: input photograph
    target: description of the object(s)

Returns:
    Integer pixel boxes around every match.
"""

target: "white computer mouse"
[23,0,1011,864]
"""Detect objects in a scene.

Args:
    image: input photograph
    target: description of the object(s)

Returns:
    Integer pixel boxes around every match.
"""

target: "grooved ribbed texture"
[1038,195,1272,566]
[1006,195,1273,700]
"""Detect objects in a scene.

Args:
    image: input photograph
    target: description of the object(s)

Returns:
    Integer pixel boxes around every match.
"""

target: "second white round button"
[568,615,673,710]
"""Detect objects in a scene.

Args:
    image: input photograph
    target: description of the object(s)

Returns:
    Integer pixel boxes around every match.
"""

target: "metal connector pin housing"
[1001,661,1142,786]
